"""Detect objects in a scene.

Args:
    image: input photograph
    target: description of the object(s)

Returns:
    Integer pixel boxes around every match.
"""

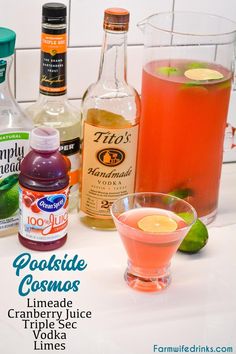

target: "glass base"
[124,262,171,292]
[199,208,217,225]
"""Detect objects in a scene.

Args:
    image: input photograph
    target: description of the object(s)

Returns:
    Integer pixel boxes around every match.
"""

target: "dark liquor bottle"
[26,3,81,211]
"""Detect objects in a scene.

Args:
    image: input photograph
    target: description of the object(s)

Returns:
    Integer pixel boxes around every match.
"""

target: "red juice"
[136,59,232,220]
[118,208,187,271]
[18,127,69,251]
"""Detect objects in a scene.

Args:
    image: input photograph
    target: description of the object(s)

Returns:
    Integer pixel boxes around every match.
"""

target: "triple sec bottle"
[26,3,81,212]
[81,8,141,230]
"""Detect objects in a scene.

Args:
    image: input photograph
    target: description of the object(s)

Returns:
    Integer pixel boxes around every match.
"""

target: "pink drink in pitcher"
[136,11,236,224]
[136,59,231,220]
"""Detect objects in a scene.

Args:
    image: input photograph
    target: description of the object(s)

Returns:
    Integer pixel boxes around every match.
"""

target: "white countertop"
[0,163,236,354]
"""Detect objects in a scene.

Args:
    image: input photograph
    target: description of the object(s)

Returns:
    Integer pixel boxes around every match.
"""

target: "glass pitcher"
[136,12,236,224]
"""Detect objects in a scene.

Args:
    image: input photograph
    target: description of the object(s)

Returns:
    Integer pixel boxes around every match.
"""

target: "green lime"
[182,81,204,88]
[156,66,181,77]
[181,83,209,93]
[186,62,207,70]
[177,211,195,224]
[0,173,18,191]
[165,189,208,253]
[178,218,208,253]
[216,80,231,90]
[163,188,192,205]
[168,188,192,199]
[0,181,19,219]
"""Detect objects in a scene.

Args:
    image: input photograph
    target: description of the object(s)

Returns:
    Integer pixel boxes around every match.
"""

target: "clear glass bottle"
[26,3,81,212]
[80,8,141,230]
[0,27,32,237]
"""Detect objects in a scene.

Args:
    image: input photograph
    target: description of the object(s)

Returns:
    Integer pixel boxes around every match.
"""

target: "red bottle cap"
[103,8,130,31]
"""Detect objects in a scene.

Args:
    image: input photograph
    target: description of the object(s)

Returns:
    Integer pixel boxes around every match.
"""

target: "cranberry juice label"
[19,186,69,242]
[0,132,30,230]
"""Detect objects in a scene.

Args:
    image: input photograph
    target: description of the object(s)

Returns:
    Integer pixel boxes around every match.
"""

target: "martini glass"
[111,192,197,292]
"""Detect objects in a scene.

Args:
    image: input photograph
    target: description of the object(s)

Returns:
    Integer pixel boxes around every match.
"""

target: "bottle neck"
[0,56,14,97]
[39,22,67,98]
[98,30,127,85]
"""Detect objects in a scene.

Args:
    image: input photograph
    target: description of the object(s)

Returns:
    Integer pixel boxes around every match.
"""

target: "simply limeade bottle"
[0,27,32,237]
[18,127,69,251]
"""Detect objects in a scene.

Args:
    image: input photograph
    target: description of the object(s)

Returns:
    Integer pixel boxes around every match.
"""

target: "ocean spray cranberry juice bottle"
[18,127,69,251]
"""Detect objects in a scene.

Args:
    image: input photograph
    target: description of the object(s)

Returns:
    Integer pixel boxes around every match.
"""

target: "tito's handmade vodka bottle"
[81,8,141,230]
[26,3,81,211]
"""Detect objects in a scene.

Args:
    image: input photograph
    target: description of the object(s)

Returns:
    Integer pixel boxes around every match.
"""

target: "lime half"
[184,68,224,81]
[156,66,181,77]
[0,181,19,219]
[178,218,208,253]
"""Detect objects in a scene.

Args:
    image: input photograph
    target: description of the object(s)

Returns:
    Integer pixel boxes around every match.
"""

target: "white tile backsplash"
[127,46,143,93]
[0,0,69,48]
[67,47,100,98]
[174,0,236,21]
[15,47,101,101]
[15,49,40,101]
[2,0,236,161]
[69,0,173,47]
[16,45,143,101]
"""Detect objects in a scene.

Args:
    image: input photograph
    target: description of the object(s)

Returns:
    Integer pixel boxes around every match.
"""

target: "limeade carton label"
[19,186,69,242]
[0,132,30,230]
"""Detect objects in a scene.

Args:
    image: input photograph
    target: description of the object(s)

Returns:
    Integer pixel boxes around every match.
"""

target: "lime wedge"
[0,174,18,191]
[178,219,208,253]
[186,62,207,70]
[177,212,195,224]
[137,215,178,233]
[182,81,203,87]
[184,68,224,81]
[216,80,231,90]
[168,188,192,199]
[0,181,19,219]
[156,66,181,77]
[163,188,192,205]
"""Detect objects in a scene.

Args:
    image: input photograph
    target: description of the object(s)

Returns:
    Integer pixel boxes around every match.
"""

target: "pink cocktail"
[111,193,197,292]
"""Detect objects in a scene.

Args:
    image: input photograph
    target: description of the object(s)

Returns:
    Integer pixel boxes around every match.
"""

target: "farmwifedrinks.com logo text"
[153,344,233,353]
